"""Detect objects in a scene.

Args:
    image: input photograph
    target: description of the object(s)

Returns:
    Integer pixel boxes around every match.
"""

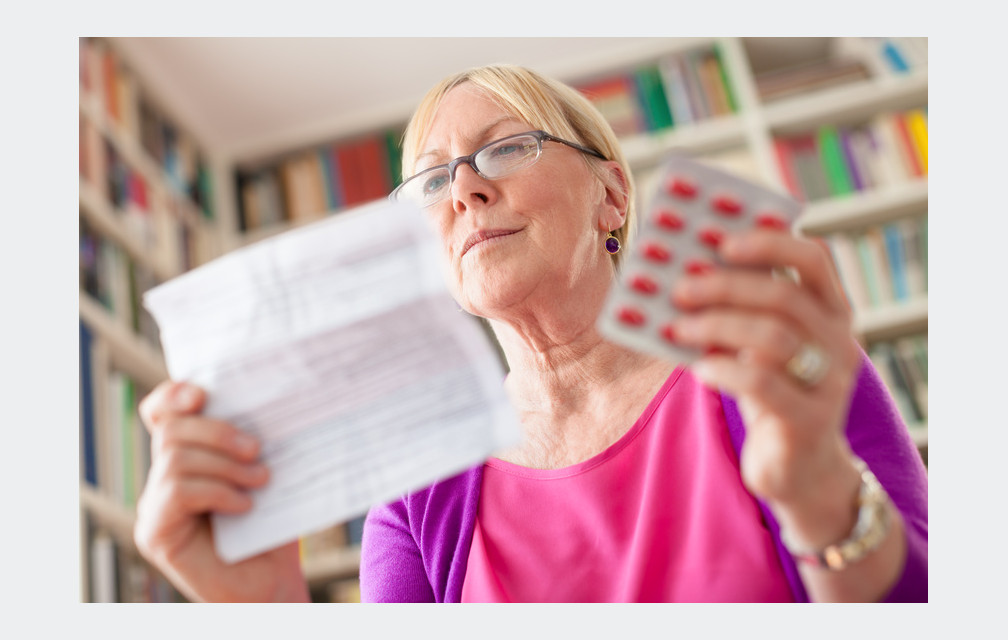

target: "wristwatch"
[782,457,892,571]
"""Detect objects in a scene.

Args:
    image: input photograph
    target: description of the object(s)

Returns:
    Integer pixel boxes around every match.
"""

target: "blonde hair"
[400,64,636,264]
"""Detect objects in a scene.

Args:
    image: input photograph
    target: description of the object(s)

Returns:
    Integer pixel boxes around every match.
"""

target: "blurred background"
[78,36,927,602]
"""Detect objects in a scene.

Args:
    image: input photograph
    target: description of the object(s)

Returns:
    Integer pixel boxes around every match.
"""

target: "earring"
[604,225,621,255]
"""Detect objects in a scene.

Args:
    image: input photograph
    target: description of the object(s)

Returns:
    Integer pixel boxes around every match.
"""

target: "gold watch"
[782,457,892,571]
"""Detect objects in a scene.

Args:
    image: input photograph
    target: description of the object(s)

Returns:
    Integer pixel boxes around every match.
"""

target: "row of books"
[868,333,928,427]
[825,214,927,313]
[235,129,403,232]
[80,217,162,347]
[80,321,152,507]
[574,45,737,138]
[87,529,182,602]
[774,108,927,203]
[79,37,215,221]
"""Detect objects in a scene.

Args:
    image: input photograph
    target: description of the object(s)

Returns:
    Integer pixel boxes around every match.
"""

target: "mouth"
[461,228,521,257]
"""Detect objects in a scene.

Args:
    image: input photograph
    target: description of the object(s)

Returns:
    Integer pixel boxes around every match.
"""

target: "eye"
[421,172,449,195]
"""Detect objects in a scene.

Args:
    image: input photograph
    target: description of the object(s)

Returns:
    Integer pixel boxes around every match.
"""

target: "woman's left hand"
[670,228,864,547]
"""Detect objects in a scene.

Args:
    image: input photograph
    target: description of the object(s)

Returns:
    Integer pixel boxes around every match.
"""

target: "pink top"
[461,367,795,602]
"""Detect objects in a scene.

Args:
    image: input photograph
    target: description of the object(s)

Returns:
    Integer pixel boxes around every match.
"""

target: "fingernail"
[172,383,199,409]
[234,432,259,454]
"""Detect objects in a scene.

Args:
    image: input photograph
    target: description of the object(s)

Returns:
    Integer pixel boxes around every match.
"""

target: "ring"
[785,342,830,387]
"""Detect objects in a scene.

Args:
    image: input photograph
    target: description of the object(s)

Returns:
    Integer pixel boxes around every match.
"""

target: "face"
[415,84,616,319]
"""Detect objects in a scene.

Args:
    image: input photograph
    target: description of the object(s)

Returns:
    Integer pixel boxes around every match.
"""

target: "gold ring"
[785,342,830,387]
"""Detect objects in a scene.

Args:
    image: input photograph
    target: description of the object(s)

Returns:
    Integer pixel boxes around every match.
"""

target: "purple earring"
[604,225,621,255]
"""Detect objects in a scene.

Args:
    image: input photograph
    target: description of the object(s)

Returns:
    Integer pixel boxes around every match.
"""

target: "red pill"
[629,274,659,295]
[617,306,646,326]
[755,212,789,231]
[698,227,725,249]
[685,258,715,275]
[641,242,672,264]
[711,194,743,217]
[659,324,677,344]
[654,209,685,231]
[667,176,698,199]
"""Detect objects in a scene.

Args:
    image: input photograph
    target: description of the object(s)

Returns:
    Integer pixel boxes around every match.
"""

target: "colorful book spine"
[817,125,855,196]
[633,65,675,131]
[80,321,98,486]
[657,55,695,126]
[712,43,738,113]
[905,109,928,175]
[882,222,909,301]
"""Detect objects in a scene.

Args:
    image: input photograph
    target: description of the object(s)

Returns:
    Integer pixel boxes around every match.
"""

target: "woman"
[133,64,927,602]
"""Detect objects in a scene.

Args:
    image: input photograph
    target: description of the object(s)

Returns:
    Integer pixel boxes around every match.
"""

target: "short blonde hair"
[400,64,636,264]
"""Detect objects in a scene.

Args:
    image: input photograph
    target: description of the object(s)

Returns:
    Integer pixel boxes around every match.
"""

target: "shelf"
[302,546,362,587]
[621,115,747,170]
[80,98,212,234]
[80,179,177,282]
[79,293,168,390]
[762,71,928,134]
[854,295,928,342]
[907,423,928,449]
[796,179,928,235]
[80,482,137,549]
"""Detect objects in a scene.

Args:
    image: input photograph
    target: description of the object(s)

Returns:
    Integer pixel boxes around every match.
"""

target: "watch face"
[824,547,846,570]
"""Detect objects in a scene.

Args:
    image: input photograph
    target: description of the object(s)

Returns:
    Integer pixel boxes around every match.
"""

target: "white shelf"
[854,295,928,342]
[797,179,928,235]
[79,293,168,390]
[762,72,928,133]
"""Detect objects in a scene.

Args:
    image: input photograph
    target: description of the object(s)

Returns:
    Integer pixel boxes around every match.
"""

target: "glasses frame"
[389,130,608,208]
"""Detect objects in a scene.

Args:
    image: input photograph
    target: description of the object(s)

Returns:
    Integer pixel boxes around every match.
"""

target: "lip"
[461,228,521,257]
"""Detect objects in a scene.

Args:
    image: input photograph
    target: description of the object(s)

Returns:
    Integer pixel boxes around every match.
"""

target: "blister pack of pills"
[597,152,803,364]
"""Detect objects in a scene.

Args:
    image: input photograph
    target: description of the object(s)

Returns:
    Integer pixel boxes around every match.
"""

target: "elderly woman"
[134,64,927,603]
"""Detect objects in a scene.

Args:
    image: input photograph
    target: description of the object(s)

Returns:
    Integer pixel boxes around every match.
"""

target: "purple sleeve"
[358,499,436,603]
[723,348,928,602]
[843,350,929,602]
[358,466,483,602]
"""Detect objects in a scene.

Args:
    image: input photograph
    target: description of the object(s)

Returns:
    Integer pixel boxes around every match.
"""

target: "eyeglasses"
[389,130,608,209]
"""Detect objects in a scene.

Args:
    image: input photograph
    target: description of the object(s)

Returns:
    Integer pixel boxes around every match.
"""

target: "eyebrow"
[416,117,521,166]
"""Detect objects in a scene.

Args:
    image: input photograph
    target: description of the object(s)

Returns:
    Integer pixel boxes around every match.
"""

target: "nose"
[450,160,491,212]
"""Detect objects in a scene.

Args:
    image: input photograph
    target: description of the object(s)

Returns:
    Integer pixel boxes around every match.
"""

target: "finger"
[143,475,256,517]
[672,308,802,367]
[139,381,206,432]
[717,229,849,315]
[671,267,849,340]
[149,445,270,491]
[151,415,263,463]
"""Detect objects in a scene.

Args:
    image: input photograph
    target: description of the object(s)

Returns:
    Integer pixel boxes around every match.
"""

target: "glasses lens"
[397,166,451,208]
[475,134,540,179]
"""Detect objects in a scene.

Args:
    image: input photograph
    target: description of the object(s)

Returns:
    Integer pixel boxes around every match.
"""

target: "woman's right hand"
[133,381,309,602]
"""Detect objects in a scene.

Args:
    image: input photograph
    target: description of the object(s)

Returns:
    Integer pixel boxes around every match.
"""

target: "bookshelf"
[79,36,927,602]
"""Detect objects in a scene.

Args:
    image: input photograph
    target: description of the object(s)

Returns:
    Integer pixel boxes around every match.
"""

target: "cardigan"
[359,351,928,602]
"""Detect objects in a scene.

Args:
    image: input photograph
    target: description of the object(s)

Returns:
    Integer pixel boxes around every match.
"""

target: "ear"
[597,161,630,232]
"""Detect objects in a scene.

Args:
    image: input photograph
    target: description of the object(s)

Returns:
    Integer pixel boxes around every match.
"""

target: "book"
[317,147,340,211]
[788,134,833,201]
[577,74,646,136]
[697,52,731,116]
[357,135,393,203]
[868,342,921,423]
[633,65,675,131]
[845,127,878,191]
[898,216,927,298]
[89,530,118,602]
[657,54,695,126]
[862,227,895,306]
[838,128,866,192]
[882,222,909,302]
[385,130,404,189]
[682,50,713,121]
[817,125,855,196]
[855,231,881,307]
[905,109,928,175]
[892,112,923,177]
[336,141,365,206]
[712,44,738,113]
[895,336,928,418]
[826,231,872,312]
[80,321,98,486]
[868,113,912,186]
[772,137,804,200]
